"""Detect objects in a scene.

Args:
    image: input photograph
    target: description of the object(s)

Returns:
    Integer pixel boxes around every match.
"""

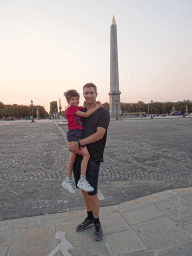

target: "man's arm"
[69,127,106,152]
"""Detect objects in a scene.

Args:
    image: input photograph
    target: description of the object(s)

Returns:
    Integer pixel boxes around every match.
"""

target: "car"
[170,111,183,116]
[189,113,192,116]
[9,117,15,120]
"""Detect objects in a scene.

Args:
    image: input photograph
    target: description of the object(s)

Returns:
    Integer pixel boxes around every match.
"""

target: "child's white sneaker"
[77,179,94,192]
[62,181,76,193]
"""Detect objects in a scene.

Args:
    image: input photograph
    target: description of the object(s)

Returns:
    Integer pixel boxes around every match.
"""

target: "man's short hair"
[83,83,97,93]
[64,89,79,103]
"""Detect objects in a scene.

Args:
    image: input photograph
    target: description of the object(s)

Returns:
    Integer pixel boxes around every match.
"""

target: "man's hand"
[69,141,81,154]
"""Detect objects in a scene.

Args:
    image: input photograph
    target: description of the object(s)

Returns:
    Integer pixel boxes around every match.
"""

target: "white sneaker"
[77,179,94,192]
[62,181,76,193]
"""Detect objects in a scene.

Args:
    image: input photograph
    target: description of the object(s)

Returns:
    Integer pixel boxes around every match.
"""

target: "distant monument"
[109,16,121,118]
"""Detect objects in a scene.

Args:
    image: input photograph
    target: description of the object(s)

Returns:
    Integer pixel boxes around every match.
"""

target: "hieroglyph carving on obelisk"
[109,16,121,118]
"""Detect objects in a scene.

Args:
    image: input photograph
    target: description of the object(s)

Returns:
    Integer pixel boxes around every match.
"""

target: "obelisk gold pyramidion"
[109,16,121,118]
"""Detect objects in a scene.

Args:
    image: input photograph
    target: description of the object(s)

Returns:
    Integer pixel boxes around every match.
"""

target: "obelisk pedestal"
[109,16,121,118]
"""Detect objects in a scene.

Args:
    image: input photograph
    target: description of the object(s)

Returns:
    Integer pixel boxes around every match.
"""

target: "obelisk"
[109,16,121,118]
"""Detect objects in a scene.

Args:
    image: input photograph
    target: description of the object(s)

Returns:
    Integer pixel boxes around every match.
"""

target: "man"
[69,82,110,241]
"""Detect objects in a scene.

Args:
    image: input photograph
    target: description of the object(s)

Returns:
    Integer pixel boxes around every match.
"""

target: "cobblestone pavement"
[0,118,192,220]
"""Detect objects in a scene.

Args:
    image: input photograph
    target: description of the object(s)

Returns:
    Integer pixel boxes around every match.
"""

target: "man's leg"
[76,191,95,231]
[82,191,99,218]
[83,192,102,241]
[76,160,103,240]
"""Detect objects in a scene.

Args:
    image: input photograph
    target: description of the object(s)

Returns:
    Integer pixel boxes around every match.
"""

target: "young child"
[62,89,101,193]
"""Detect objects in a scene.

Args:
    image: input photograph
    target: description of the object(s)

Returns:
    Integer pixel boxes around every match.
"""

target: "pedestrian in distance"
[120,112,123,120]
[69,83,110,241]
[62,89,102,193]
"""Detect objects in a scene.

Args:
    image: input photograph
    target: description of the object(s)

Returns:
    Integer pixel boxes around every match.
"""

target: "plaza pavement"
[0,117,192,255]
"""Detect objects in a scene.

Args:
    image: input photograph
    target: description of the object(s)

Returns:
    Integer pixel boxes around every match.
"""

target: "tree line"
[102,100,192,114]
[1,100,191,119]
[0,102,49,119]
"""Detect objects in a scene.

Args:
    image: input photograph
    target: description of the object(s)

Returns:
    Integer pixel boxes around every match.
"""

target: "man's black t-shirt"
[82,107,110,163]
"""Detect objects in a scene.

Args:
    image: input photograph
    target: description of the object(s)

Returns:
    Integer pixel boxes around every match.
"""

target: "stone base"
[109,93,121,118]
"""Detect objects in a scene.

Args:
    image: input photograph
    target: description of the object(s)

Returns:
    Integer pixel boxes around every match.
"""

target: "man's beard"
[86,100,94,105]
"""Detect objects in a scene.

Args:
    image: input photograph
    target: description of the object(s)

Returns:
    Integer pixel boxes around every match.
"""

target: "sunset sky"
[1,0,192,112]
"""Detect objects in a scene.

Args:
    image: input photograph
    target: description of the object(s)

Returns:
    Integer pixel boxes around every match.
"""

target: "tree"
[61,110,66,117]
[50,101,58,116]
[0,102,48,118]
[0,102,4,109]
[102,102,109,110]
[34,105,48,118]
[0,102,5,118]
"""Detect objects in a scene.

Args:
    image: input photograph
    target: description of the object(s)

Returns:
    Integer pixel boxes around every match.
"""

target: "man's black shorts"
[73,156,100,196]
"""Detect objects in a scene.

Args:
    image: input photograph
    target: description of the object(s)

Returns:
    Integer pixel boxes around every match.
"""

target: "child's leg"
[66,152,76,178]
[62,152,76,193]
[79,146,90,176]
[77,147,94,192]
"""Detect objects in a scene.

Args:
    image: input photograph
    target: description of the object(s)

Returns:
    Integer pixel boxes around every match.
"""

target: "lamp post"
[151,100,153,119]
[31,100,35,122]
[148,105,149,115]
[116,100,119,120]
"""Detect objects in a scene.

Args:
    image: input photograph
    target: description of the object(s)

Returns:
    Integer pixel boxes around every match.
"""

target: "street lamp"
[148,105,149,115]
[151,100,153,119]
[31,100,35,122]
[116,100,119,120]
[59,98,62,120]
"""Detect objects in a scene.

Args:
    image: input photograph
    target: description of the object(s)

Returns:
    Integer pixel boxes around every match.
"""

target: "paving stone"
[123,250,153,256]
[105,230,147,254]
[56,221,109,255]
[57,246,92,256]
[100,213,130,234]
[9,225,55,256]
[132,216,191,250]
[154,196,192,224]
[9,245,52,256]
[181,222,192,236]
[116,191,174,213]
[157,241,192,256]
[0,230,13,244]
[0,245,9,256]
[121,204,164,225]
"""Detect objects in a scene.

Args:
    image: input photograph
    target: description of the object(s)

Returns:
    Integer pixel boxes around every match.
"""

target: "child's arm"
[75,103,101,118]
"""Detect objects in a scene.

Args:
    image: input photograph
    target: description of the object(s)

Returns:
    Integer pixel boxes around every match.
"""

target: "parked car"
[189,113,192,116]
[9,117,15,120]
[170,111,183,116]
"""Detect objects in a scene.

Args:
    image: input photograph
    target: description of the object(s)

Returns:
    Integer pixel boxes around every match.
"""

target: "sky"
[0,0,192,112]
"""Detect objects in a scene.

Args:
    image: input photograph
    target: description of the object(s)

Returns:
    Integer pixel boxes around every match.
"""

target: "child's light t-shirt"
[66,105,83,130]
